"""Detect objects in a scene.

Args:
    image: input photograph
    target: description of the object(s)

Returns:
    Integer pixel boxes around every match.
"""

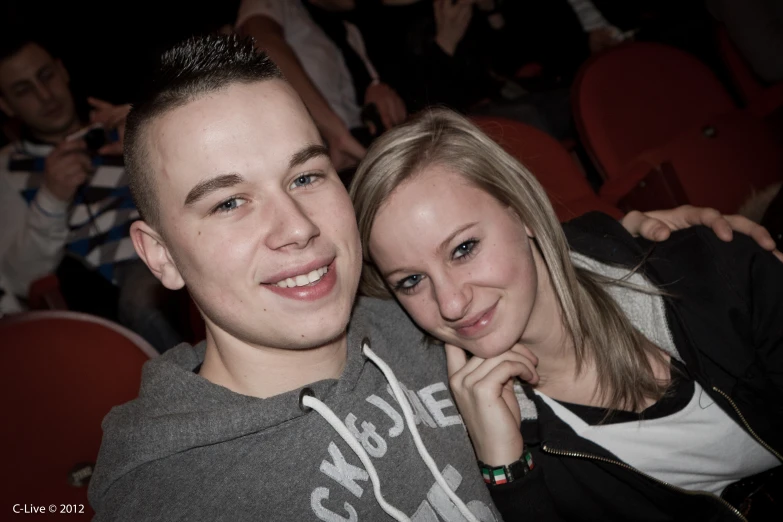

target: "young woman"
[350,108,783,521]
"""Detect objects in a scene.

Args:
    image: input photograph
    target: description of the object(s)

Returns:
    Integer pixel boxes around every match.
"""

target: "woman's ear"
[524,225,536,239]
[129,221,185,290]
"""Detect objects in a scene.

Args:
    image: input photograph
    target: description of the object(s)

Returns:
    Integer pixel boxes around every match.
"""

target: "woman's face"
[369,164,547,358]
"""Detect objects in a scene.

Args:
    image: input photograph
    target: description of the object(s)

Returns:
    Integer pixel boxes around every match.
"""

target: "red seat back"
[0,312,156,516]
[663,111,783,213]
[471,116,623,221]
[573,42,735,180]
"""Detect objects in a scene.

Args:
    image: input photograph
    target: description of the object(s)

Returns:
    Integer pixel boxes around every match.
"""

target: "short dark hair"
[124,33,283,229]
[0,32,54,68]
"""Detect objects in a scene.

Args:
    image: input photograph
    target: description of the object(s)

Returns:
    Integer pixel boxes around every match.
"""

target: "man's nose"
[264,195,320,250]
[36,83,55,103]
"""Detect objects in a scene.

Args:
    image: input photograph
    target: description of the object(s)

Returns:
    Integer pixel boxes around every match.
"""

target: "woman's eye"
[213,197,246,214]
[453,240,478,260]
[395,274,423,293]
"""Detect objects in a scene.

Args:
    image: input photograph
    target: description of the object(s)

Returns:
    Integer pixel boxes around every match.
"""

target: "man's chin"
[294,328,348,351]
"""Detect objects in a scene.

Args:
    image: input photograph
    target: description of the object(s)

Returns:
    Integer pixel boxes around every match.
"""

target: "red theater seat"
[0,311,156,518]
[471,116,623,221]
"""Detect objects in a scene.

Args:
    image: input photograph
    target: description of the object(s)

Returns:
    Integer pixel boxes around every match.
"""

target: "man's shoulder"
[350,296,443,370]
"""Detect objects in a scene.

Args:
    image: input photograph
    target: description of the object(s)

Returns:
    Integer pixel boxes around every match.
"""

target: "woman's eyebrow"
[381,222,478,279]
[437,222,478,255]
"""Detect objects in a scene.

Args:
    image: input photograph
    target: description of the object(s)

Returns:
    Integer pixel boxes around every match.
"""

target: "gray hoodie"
[89,297,503,522]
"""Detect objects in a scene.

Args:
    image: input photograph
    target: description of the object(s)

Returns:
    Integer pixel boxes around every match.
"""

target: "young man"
[0,36,180,350]
[89,34,779,520]
[88,33,501,521]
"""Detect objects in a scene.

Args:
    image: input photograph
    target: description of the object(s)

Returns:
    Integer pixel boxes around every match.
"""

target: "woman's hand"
[622,205,782,262]
[445,343,536,466]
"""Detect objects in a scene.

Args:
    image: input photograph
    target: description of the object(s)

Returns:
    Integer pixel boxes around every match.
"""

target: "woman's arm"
[445,344,565,520]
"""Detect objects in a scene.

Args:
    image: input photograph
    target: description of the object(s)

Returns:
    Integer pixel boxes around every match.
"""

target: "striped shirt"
[2,141,139,285]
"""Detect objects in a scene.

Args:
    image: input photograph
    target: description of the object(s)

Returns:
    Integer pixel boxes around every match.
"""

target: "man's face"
[0,43,78,139]
[146,80,362,351]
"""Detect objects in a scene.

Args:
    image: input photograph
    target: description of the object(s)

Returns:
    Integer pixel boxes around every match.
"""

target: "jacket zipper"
[541,444,747,522]
[710,386,783,462]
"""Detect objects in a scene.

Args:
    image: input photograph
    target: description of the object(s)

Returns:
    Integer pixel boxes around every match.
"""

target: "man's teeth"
[275,266,328,288]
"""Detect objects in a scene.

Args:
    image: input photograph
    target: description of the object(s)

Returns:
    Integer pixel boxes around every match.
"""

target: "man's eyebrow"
[184,173,245,207]
[10,79,32,90]
[289,144,329,169]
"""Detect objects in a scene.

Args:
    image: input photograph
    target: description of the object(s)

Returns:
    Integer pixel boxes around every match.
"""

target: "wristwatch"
[478,450,534,486]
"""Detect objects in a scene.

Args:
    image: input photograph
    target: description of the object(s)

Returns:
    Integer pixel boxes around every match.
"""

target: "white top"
[236,0,363,129]
[536,382,779,496]
[0,141,139,301]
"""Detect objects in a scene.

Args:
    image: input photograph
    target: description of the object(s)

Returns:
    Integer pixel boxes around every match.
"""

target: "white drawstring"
[301,393,410,521]
[362,343,480,522]
[300,341,480,522]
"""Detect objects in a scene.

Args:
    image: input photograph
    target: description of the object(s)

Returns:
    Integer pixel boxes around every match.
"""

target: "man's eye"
[212,197,246,214]
[290,174,320,189]
[453,239,478,260]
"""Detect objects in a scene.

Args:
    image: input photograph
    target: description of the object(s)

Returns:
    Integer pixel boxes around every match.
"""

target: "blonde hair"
[350,108,668,411]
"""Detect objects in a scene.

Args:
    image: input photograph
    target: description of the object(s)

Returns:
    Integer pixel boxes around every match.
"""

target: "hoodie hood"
[90,299,374,505]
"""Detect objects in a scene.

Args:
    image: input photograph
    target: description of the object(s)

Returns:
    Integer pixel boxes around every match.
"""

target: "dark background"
[2,0,240,107]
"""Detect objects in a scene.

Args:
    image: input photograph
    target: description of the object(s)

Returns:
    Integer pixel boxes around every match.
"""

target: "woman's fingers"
[445,343,469,378]
[464,356,539,389]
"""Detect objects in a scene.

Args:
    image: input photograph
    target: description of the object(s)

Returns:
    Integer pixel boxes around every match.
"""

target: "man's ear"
[130,220,185,290]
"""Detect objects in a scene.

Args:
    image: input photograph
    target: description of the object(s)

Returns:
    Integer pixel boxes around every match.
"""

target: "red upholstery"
[573,42,736,180]
[716,25,783,117]
[0,312,156,517]
[471,116,623,221]
[574,42,781,213]
[599,110,783,213]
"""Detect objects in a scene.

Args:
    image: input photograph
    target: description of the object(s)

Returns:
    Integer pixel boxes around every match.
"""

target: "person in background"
[0,35,181,351]
[305,0,408,137]
[237,0,407,172]
[348,0,579,140]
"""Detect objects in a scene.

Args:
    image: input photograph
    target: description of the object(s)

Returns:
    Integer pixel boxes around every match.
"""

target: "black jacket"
[491,213,783,521]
